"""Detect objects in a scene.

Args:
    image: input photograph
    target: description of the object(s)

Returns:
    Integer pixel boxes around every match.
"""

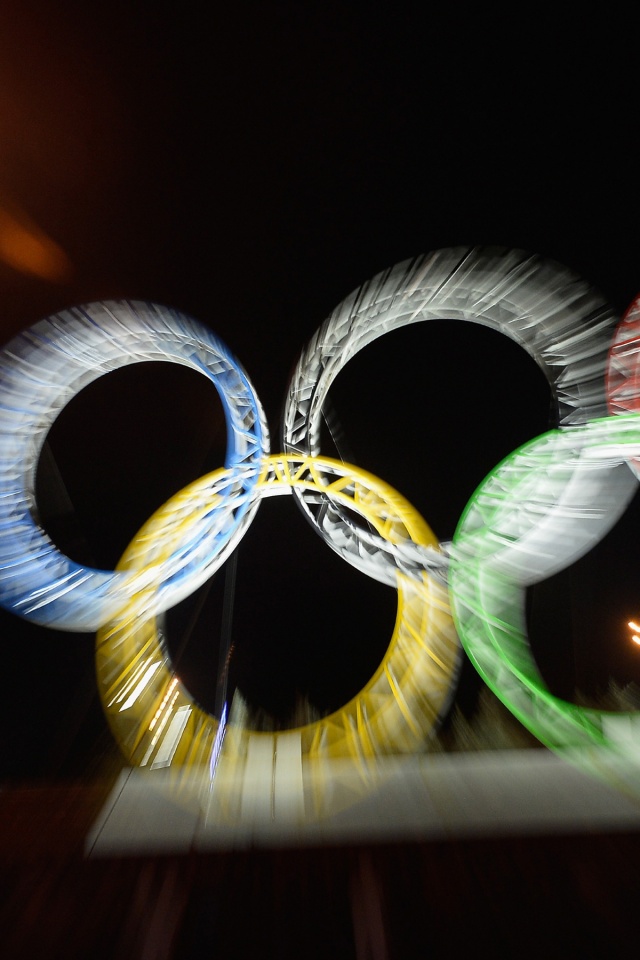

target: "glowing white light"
[119,661,162,711]
[149,677,179,730]
[151,705,191,769]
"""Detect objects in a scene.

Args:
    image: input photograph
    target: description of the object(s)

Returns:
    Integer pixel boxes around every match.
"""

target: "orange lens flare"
[0,205,72,282]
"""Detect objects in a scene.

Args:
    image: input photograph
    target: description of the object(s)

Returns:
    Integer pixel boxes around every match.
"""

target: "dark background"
[0,3,639,781]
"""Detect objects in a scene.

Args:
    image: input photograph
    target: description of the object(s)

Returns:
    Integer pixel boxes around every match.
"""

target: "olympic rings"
[0,246,638,809]
[96,455,460,774]
[0,300,269,631]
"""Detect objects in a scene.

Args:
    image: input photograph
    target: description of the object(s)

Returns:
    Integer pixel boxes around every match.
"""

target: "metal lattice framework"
[1,247,639,816]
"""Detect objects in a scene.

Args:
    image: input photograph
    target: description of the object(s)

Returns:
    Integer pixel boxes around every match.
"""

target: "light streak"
[119,661,162,712]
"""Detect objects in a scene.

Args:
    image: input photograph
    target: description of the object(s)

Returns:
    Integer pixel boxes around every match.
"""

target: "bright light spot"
[119,661,162,711]
[149,676,179,730]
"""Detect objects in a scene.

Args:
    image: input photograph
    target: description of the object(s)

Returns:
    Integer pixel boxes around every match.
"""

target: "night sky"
[1,3,639,780]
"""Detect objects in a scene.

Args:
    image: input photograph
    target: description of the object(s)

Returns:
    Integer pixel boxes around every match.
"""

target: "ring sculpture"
[96,456,456,767]
[0,248,638,818]
[0,301,269,631]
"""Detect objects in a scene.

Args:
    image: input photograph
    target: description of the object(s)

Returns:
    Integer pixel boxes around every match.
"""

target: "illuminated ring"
[96,455,461,801]
[0,301,269,631]
[283,246,617,576]
[449,413,640,798]
[607,291,640,477]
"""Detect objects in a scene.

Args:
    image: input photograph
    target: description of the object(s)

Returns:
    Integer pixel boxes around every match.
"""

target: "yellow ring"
[96,455,460,816]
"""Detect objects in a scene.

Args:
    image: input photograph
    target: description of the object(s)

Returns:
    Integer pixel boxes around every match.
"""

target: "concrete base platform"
[85,749,640,856]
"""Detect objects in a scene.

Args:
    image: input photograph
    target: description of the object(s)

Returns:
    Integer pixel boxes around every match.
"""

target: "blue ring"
[0,300,269,631]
